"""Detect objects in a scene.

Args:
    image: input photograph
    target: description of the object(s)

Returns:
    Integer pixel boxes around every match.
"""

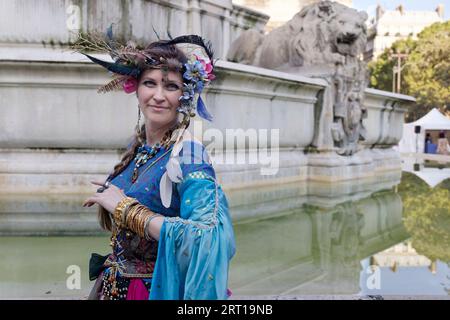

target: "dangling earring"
[136,105,142,137]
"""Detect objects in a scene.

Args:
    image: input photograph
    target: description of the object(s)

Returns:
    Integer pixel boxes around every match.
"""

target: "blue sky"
[352,0,449,20]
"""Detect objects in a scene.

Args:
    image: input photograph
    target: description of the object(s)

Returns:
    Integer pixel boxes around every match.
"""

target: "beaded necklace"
[131,126,177,183]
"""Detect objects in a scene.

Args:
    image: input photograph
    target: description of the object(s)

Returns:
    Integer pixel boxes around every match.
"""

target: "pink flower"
[194,54,214,80]
[123,77,138,94]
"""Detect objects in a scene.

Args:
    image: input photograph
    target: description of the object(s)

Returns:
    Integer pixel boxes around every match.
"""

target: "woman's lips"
[149,105,169,111]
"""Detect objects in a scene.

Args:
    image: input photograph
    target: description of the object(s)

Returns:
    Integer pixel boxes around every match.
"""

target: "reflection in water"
[230,190,408,296]
[399,172,450,263]
[0,171,449,298]
[361,240,450,296]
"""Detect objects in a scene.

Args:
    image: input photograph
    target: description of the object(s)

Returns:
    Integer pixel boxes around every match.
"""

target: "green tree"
[368,21,450,122]
[368,38,416,92]
[403,22,450,120]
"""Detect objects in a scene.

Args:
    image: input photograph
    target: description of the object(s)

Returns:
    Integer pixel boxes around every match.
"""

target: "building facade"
[365,4,444,61]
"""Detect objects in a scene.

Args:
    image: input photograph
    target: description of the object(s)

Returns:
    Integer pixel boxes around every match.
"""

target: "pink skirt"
[88,271,151,300]
[126,278,149,300]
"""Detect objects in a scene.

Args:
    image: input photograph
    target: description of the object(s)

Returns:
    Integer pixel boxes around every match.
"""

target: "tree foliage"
[368,38,416,92]
[368,21,450,122]
[398,172,450,262]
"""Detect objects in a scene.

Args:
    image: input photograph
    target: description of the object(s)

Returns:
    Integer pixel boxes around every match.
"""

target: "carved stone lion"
[227,1,368,69]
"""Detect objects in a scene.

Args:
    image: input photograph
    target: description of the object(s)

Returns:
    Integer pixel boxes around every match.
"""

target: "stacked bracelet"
[113,197,138,228]
[113,197,162,239]
[127,204,161,239]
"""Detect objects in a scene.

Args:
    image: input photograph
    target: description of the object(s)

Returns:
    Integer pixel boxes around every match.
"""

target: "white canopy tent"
[398,108,450,153]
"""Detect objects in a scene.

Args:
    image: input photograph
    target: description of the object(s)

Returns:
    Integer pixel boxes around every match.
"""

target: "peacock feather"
[97,76,127,94]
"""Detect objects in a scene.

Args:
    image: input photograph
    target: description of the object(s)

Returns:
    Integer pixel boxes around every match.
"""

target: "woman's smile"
[149,105,170,111]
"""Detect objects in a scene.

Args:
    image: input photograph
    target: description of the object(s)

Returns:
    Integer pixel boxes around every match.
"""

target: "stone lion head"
[328,8,368,57]
[289,1,368,66]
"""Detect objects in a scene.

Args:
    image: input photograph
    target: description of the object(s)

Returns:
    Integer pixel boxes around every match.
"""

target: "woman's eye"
[143,80,156,87]
[166,83,180,91]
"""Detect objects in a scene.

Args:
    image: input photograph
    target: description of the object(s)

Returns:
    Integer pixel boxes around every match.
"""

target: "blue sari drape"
[150,172,235,299]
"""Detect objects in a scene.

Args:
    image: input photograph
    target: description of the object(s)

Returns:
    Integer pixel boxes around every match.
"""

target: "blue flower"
[179,83,195,101]
[195,80,204,93]
[183,60,207,83]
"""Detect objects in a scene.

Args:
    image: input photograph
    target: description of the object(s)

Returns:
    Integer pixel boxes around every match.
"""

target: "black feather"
[83,54,141,78]
[152,25,161,41]
[164,35,215,65]
[167,29,173,40]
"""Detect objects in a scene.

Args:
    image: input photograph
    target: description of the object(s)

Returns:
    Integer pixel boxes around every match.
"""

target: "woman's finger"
[90,181,105,186]
[82,201,91,207]
[83,197,97,207]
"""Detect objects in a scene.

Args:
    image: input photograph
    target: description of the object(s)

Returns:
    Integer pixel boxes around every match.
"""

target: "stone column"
[188,0,202,34]
[222,8,231,60]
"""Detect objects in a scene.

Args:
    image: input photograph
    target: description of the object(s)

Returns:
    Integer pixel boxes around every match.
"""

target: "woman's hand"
[82,180,127,213]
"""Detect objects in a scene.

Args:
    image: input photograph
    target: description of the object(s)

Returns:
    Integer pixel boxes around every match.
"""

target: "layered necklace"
[131,127,176,183]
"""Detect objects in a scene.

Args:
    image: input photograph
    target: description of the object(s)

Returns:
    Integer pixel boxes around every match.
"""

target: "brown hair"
[98,42,187,231]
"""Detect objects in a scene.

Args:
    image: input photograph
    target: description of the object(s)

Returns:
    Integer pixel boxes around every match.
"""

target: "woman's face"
[137,68,183,129]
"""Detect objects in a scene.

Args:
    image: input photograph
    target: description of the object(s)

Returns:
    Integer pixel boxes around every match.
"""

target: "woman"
[424,133,432,153]
[437,131,449,155]
[75,31,235,300]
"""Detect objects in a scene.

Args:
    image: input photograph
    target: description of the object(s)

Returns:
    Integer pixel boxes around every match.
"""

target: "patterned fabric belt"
[119,272,153,279]
[104,257,154,279]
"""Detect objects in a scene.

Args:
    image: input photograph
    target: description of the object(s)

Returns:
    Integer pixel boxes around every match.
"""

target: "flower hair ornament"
[71,27,216,207]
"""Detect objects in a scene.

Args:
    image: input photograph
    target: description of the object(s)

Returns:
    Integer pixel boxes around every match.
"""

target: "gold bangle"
[122,200,139,227]
[123,203,157,238]
[128,205,139,235]
[125,206,138,229]
[113,197,137,228]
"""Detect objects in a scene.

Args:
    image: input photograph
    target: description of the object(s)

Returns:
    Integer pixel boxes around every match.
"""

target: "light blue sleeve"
[149,171,236,300]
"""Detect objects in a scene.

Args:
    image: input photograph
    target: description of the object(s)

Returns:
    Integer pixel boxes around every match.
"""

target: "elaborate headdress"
[71,26,215,121]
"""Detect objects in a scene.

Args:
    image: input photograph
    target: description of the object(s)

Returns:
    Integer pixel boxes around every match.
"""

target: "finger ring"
[97,186,105,193]
[104,181,110,188]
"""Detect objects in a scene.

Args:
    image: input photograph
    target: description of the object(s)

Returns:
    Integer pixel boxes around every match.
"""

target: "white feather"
[159,171,173,208]
[166,157,183,183]
[172,138,184,158]
[160,130,195,208]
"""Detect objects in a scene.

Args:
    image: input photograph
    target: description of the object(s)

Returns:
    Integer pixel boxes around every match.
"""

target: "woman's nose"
[153,86,165,102]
